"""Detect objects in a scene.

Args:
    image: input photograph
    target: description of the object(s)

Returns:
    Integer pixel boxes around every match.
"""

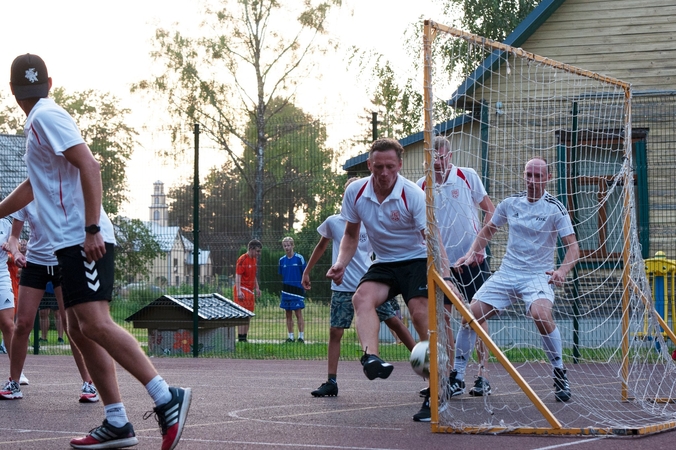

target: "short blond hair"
[282,236,294,245]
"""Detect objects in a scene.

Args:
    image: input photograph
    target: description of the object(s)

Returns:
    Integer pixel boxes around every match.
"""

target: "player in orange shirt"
[235,240,262,342]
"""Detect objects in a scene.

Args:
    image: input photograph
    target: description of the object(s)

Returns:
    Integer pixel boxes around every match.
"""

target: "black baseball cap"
[10,54,50,100]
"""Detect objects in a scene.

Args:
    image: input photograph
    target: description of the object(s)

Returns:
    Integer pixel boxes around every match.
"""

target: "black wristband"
[442,277,454,282]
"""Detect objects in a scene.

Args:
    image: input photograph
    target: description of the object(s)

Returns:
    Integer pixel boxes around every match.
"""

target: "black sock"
[238,334,247,342]
[328,374,337,384]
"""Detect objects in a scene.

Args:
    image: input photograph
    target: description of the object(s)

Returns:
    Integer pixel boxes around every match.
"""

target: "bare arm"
[326,221,360,286]
[0,179,33,219]
[302,236,330,290]
[3,219,26,268]
[479,195,495,226]
[235,273,243,299]
[62,143,104,262]
[546,233,579,286]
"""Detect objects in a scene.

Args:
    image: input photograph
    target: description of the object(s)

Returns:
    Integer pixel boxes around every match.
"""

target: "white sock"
[540,327,564,371]
[298,332,304,339]
[288,332,294,340]
[454,325,477,381]
[145,375,171,407]
[104,403,129,427]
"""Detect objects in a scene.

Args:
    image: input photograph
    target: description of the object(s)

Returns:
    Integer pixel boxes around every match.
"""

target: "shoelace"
[144,408,167,434]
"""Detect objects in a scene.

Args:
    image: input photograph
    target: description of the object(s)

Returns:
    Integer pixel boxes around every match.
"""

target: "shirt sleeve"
[33,107,85,155]
[491,199,509,228]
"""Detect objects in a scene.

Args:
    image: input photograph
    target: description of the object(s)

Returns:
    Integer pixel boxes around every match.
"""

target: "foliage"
[113,217,162,284]
[133,0,342,239]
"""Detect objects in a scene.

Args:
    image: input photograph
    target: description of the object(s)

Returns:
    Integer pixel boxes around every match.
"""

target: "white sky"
[0,0,448,219]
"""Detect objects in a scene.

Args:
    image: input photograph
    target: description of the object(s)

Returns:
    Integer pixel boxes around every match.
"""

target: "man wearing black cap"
[0,53,191,450]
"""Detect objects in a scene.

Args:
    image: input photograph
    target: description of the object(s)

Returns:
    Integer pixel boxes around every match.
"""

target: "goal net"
[423,21,676,435]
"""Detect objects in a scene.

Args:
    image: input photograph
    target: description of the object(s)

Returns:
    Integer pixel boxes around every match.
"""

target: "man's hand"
[546,268,567,287]
[326,263,346,286]
[237,289,244,300]
[454,251,483,273]
[83,233,105,263]
[302,271,312,290]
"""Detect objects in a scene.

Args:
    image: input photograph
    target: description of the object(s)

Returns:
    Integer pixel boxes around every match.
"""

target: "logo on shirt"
[535,217,546,222]
[513,212,519,218]
[25,68,39,83]
[359,233,368,243]
[451,189,459,199]
[390,210,400,222]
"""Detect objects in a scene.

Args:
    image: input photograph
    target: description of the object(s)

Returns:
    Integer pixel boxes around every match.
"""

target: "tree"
[112,217,163,284]
[133,0,341,240]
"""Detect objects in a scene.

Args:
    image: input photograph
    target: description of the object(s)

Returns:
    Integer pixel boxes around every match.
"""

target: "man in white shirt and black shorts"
[0,53,190,450]
[452,157,579,403]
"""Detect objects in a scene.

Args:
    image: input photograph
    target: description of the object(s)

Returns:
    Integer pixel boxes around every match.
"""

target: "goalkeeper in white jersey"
[452,157,579,402]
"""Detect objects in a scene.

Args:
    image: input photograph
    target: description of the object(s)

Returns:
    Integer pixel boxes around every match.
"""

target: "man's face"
[249,247,261,259]
[282,241,294,255]
[433,145,451,172]
[524,158,550,201]
[367,149,402,193]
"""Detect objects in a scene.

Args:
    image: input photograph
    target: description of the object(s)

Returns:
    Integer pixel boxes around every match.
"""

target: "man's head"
[367,138,403,194]
[10,54,51,100]
[247,239,262,258]
[282,236,294,255]
[524,157,551,202]
[433,136,452,172]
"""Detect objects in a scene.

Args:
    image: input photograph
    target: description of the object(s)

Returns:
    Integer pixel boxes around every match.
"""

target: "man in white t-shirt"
[453,157,579,402]
[302,179,415,398]
[417,136,495,403]
[0,53,190,450]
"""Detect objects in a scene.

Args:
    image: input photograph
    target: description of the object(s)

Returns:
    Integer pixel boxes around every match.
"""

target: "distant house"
[345,0,676,260]
[146,181,213,287]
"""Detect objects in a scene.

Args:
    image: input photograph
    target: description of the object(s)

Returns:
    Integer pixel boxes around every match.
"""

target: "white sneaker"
[19,372,29,386]
[79,381,100,403]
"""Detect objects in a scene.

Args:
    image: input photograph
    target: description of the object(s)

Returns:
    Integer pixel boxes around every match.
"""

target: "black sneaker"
[69,419,138,449]
[297,338,305,344]
[311,380,338,397]
[360,353,393,380]
[447,370,465,397]
[419,387,430,398]
[286,338,295,343]
[413,394,431,422]
[144,387,192,450]
[553,368,571,402]
[468,376,491,396]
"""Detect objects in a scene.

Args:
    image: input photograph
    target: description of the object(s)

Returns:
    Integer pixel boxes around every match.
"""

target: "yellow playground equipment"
[644,251,676,340]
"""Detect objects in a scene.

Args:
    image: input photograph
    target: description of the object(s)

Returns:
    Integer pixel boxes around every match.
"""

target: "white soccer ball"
[410,341,430,378]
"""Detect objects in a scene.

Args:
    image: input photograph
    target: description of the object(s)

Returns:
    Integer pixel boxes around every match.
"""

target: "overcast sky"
[0,0,446,219]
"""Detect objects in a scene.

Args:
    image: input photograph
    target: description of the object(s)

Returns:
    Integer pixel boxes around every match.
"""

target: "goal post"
[423,20,676,435]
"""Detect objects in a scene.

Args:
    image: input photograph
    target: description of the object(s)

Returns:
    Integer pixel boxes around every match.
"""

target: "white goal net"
[423,21,676,435]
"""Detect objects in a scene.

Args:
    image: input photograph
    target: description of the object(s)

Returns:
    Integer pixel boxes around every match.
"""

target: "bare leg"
[9,286,45,382]
[39,308,50,340]
[352,281,390,355]
[295,309,304,333]
[55,309,65,340]
[383,316,415,351]
[55,287,92,382]
[327,327,344,374]
[0,309,14,359]
[285,310,294,334]
[407,296,429,341]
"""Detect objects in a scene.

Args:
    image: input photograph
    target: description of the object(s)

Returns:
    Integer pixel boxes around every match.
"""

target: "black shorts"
[55,243,115,309]
[359,258,428,305]
[19,261,62,290]
[444,260,490,305]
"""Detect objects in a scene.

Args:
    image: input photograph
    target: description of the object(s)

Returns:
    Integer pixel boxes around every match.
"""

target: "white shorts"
[0,287,15,311]
[474,269,554,315]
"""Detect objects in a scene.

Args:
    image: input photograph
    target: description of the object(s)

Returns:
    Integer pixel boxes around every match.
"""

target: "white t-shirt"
[23,98,115,251]
[341,175,426,263]
[417,165,488,263]
[491,191,575,273]
[0,218,12,290]
[318,214,372,292]
[11,202,58,266]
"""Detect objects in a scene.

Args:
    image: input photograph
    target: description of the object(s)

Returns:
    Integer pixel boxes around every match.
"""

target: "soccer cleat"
[145,387,192,450]
[553,368,571,402]
[297,337,305,344]
[413,394,431,422]
[285,338,295,343]
[468,376,491,396]
[79,381,100,403]
[69,419,138,449]
[19,372,29,386]
[446,370,465,397]
[39,338,48,343]
[0,379,22,400]
[58,337,66,344]
[360,351,393,380]
[419,387,430,398]
[311,380,338,397]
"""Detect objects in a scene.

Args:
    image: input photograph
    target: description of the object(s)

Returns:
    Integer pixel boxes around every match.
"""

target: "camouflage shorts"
[330,290,396,328]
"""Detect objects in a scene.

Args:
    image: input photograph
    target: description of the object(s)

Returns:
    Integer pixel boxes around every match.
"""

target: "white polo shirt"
[492,191,575,273]
[23,98,115,252]
[417,165,487,263]
[11,202,58,266]
[318,214,372,292]
[341,175,426,263]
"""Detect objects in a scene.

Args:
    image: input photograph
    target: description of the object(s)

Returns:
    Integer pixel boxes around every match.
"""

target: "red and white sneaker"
[79,381,100,403]
[145,387,192,450]
[70,419,138,449]
[0,379,22,400]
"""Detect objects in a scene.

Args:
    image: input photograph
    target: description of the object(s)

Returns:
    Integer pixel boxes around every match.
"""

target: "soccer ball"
[410,341,430,378]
